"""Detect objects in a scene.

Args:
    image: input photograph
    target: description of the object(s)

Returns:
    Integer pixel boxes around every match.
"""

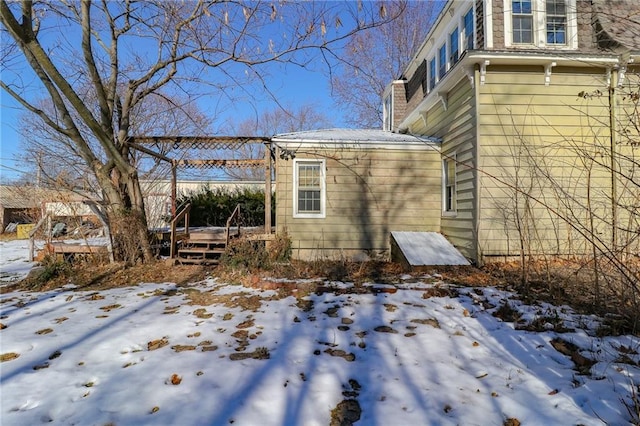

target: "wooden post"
[264,142,272,234]
[171,161,177,218]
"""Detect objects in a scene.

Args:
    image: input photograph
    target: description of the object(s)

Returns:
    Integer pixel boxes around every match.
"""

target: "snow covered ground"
[1,239,639,425]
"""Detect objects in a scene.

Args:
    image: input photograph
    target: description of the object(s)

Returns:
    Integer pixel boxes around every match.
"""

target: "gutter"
[398,50,621,133]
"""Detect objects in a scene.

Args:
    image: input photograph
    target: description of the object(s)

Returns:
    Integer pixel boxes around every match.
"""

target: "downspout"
[474,64,483,265]
[608,68,618,251]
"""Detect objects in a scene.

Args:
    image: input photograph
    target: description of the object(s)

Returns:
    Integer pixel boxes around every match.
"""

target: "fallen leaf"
[1,352,20,362]
[170,374,182,385]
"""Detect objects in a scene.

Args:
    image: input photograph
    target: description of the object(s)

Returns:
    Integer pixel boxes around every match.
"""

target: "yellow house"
[272,129,441,260]
[274,0,639,264]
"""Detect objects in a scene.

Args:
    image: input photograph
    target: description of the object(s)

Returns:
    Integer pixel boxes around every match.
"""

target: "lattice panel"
[177,159,265,169]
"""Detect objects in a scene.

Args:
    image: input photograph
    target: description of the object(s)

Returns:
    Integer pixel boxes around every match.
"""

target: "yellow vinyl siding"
[410,78,477,260]
[276,147,441,260]
[476,65,629,257]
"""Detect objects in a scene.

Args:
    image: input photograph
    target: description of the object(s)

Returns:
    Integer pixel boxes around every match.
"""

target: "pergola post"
[264,142,272,234]
[171,161,177,217]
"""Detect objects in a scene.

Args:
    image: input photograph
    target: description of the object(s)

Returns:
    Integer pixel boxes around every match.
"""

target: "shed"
[272,129,442,260]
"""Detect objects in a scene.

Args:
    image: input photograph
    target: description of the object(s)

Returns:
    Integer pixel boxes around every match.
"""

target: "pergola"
[127,136,273,233]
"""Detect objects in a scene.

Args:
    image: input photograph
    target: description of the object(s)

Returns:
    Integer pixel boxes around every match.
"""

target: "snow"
[1,239,639,425]
[392,231,470,265]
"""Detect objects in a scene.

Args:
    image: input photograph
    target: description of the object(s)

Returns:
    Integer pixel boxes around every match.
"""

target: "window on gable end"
[450,28,459,65]
[438,43,447,79]
[463,8,474,51]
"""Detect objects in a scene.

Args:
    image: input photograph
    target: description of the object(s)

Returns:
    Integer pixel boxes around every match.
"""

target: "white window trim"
[293,159,326,219]
[442,154,457,217]
[462,7,475,52]
[503,0,577,49]
[422,5,474,95]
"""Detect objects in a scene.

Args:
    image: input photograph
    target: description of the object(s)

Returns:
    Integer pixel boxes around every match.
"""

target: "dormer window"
[504,0,576,49]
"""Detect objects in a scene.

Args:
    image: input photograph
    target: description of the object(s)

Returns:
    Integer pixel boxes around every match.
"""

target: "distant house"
[273,0,639,264]
[0,185,94,233]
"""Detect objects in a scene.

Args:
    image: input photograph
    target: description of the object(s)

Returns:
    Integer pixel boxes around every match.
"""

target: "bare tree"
[216,103,331,180]
[331,0,444,127]
[1,0,400,263]
[17,92,213,192]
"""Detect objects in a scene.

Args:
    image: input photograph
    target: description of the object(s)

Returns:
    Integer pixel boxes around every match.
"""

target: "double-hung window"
[443,157,456,214]
[294,159,325,218]
[450,28,459,65]
[428,57,436,91]
[546,0,566,44]
[505,0,575,48]
[463,8,474,51]
[512,0,533,44]
[438,44,447,79]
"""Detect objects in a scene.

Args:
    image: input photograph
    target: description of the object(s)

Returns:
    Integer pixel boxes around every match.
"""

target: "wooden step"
[178,248,225,255]
[188,231,226,242]
[177,257,220,265]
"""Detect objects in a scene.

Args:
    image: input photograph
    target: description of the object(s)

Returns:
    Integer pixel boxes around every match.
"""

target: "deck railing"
[170,202,191,258]
[225,204,241,246]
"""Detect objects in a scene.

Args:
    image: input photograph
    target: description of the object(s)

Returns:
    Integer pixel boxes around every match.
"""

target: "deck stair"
[171,203,243,265]
[176,229,237,265]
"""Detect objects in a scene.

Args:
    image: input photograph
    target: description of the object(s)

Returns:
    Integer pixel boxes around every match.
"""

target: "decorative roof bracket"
[618,64,627,87]
[480,60,490,85]
[420,111,428,127]
[544,62,557,86]
[465,66,475,89]
[438,91,448,111]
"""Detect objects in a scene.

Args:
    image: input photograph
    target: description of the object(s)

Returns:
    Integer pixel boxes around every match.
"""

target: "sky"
[1,237,639,425]
[0,64,342,182]
[0,2,363,184]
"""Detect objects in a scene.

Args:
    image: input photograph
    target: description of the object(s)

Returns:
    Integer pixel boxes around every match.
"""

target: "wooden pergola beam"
[176,159,265,168]
[127,135,274,236]
[129,136,271,146]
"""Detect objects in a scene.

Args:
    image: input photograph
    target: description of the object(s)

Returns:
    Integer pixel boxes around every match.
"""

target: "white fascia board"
[398,51,621,132]
[272,140,440,152]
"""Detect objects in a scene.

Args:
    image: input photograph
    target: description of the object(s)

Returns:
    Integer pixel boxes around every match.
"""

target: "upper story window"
[438,43,447,79]
[428,58,436,91]
[383,94,392,131]
[463,8,474,51]
[504,0,576,49]
[546,0,566,44]
[450,28,459,65]
[512,0,533,44]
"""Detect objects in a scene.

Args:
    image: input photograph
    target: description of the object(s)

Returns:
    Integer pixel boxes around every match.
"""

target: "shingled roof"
[0,185,86,209]
[593,0,640,53]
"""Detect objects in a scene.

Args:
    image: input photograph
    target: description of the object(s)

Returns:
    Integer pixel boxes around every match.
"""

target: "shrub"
[220,233,292,271]
[177,186,274,227]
